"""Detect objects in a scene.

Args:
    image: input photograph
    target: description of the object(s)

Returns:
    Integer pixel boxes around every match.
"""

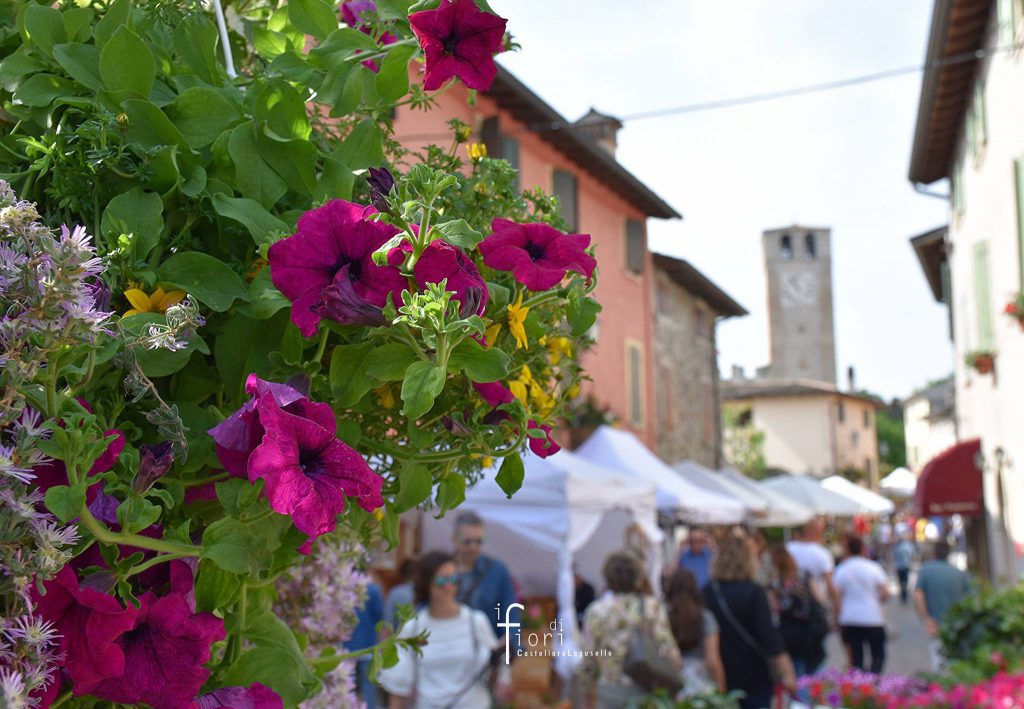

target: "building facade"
[903,378,958,473]
[652,254,747,468]
[394,68,680,448]
[908,0,1024,582]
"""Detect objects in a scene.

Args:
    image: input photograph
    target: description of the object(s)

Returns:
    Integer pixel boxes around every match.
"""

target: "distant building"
[652,254,747,468]
[721,378,881,485]
[903,377,958,474]
[908,0,1024,582]
[395,68,680,448]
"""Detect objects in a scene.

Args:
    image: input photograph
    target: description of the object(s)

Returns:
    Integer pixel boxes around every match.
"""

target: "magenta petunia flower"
[473,382,559,457]
[32,566,140,696]
[192,683,283,709]
[473,381,514,408]
[340,1,398,72]
[414,240,489,316]
[528,421,560,458]
[247,392,384,542]
[409,0,507,91]
[268,200,408,337]
[479,218,597,291]
[209,374,336,478]
[87,591,225,709]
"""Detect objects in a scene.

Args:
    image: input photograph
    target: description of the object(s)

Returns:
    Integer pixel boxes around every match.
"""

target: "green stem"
[51,690,72,708]
[79,506,201,557]
[180,472,230,487]
[45,351,63,419]
[125,551,188,578]
[397,325,430,361]
[311,647,375,666]
[315,327,330,363]
[363,439,469,463]
[71,349,97,395]
[522,289,564,309]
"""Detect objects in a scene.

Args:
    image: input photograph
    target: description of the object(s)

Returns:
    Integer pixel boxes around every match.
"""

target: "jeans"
[840,625,887,674]
[897,568,910,604]
[355,657,376,709]
[738,686,774,709]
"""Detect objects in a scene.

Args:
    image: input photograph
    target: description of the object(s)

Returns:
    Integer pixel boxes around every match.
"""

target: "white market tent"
[759,473,864,517]
[880,467,917,497]
[821,476,895,515]
[575,426,746,524]
[673,460,769,515]
[718,467,816,527]
[419,449,661,678]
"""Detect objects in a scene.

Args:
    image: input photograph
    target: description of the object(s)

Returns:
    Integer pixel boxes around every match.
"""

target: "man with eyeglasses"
[453,511,519,653]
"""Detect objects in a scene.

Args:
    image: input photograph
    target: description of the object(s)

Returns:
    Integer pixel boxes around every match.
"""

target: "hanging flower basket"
[1004,292,1024,331]
[965,350,997,374]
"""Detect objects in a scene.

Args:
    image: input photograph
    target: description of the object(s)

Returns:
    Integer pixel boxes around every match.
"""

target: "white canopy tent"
[673,460,769,515]
[419,449,661,678]
[758,474,864,517]
[880,467,917,497]
[718,467,816,527]
[575,426,746,524]
[821,476,895,515]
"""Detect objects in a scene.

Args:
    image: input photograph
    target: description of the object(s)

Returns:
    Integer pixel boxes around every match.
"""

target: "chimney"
[847,366,856,392]
[574,108,622,156]
[731,365,745,381]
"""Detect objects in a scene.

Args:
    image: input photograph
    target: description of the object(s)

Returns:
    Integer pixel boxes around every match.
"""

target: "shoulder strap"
[710,581,772,670]
[458,557,492,606]
[440,607,490,709]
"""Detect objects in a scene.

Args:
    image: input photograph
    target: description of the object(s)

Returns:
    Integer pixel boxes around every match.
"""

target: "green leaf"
[172,15,221,84]
[252,28,291,59]
[288,0,338,41]
[329,340,377,406]
[257,127,318,197]
[434,218,484,250]
[394,463,432,513]
[214,314,259,396]
[568,296,602,337]
[158,252,248,312]
[435,473,466,514]
[375,0,412,21]
[100,26,155,97]
[210,193,288,247]
[165,87,239,149]
[448,339,510,382]
[223,608,319,705]
[334,119,384,170]
[13,73,76,107]
[236,268,289,320]
[194,559,241,612]
[228,122,287,209]
[495,453,524,498]
[400,360,446,419]
[202,517,276,575]
[63,7,95,44]
[268,51,322,86]
[94,0,131,46]
[123,99,189,150]
[100,187,164,258]
[376,43,416,101]
[309,28,380,65]
[318,61,363,116]
[0,48,44,92]
[254,80,311,141]
[23,5,66,57]
[365,343,419,381]
[216,478,264,517]
[116,497,162,534]
[44,485,85,523]
[53,43,103,91]
[315,156,356,202]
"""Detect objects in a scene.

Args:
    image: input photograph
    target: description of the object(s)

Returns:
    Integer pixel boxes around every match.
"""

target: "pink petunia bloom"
[473,381,514,408]
[247,392,384,542]
[268,200,408,337]
[479,219,596,291]
[87,591,225,709]
[528,421,560,458]
[209,374,336,478]
[340,1,398,72]
[414,240,489,316]
[192,683,283,709]
[32,566,140,696]
[409,0,507,91]
[473,382,560,457]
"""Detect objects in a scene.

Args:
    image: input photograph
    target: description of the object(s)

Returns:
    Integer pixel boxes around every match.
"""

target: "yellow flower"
[507,292,530,350]
[547,336,573,365]
[124,287,186,317]
[375,384,396,410]
[484,323,502,348]
[467,142,487,162]
[373,508,384,521]
[246,257,268,282]
[566,383,581,399]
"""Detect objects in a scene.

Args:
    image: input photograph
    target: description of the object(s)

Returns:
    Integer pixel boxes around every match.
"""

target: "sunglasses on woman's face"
[433,573,460,587]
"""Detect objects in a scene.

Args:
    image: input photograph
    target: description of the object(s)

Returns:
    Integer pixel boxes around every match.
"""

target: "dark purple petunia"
[248,393,384,542]
[527,421,560,458]
[87,591,225,709]
[132,441,174,493]
[479,218,597,291]
[409,0,507,91]
[414,240,489,316]
[208,374,336,478]
[32,566,140,697]
[366,166,396,213]
[268,200,408,337]
[314,265,388,326]
[192,683,283,709]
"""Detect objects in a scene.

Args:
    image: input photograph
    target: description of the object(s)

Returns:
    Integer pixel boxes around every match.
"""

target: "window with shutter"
[1015,159,1024,287]
[625,219,645,274]
[552,170,578,230]
[973,241,994,350]
[501,136,520,189]
[999,0,1017,44]
[626,341,644,427]
[952,160,965,216]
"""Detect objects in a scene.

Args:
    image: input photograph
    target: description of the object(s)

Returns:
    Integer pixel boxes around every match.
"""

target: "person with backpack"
[768,544,822,679]
[378,551,500,709]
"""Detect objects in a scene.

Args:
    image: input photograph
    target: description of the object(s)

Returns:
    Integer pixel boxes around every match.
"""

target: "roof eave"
[910,226,949,302]
[652,253,748,318]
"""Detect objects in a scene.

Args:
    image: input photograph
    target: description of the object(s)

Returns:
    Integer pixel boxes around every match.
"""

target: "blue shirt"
[916,560,971,621]
[893,540,915,570]
[457,555,519,641]
[346,582,383,652]
[679,547,714,589]
[383,580,416,628]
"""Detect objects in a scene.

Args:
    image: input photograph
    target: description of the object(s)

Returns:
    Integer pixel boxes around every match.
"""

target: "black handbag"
[622,594,684,695]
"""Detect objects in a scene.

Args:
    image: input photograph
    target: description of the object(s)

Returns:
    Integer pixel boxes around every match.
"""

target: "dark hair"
[934,541,951,560]
[769,543,798,580]
[397,558,417,580]
[415,551,455,604]
[603,550,644,593]
[847,536,864,557]
[454,511,484,532]
[665,568,705,653]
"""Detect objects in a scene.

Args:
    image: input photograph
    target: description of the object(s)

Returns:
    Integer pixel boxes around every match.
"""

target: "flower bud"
[366,167,396,213]
[132,441,174,493]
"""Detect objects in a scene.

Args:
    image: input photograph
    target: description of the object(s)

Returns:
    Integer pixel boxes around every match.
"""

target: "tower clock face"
[780,272,817,306]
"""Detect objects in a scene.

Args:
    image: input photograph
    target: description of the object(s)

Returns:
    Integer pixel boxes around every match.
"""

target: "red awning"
[915,439,983,517]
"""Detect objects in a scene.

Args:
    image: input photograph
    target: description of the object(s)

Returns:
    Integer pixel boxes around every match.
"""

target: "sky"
[489,0,953,401]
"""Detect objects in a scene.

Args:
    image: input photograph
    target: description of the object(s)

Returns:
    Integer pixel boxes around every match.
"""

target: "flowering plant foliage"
[1003,291,1024,328]
[963,350,996,374]
[0,0,597,706]
[800,668,1024,709]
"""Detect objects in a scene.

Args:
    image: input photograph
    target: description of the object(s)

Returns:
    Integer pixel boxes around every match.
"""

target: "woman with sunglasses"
[379,551,499,708]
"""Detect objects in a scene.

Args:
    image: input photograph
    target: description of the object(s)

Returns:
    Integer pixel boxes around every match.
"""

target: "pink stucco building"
[394,67,680,448]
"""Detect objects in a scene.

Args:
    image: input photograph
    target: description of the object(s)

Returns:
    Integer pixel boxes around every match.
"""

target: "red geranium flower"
[479,219,596,291]
[409,0,507,91]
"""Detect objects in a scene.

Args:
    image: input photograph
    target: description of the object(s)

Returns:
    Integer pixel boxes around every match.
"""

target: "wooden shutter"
[1015,159,1024,286]
[501,136,520,190]
[973,241,994,350]
[480,116,500,158]
[552,170,578,230]
[626,219,645,274]
[627,342,644,427]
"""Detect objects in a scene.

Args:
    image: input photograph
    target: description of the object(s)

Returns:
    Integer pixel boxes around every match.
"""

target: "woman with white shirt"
[833,536,890,673]
[379,551,499,709]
